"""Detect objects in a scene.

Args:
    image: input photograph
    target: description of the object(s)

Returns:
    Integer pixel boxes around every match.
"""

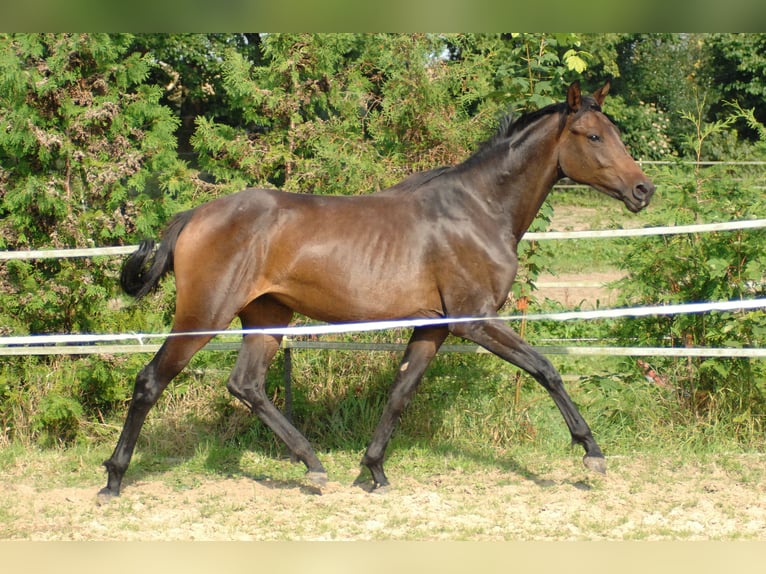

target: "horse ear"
[567,81,582,112]
[593,80,611,107]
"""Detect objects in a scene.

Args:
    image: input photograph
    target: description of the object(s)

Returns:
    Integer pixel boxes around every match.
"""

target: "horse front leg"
[452,320,606,474]
[361,326,448,488]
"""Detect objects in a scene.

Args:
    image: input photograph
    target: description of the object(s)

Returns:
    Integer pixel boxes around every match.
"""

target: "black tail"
[120,209,195,300]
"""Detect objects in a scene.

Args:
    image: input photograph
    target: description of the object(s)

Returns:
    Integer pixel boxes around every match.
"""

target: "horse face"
[557,82,655,213]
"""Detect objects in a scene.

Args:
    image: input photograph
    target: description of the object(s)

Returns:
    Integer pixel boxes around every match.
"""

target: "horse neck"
[508,157,561,240]
[465,114,563,240]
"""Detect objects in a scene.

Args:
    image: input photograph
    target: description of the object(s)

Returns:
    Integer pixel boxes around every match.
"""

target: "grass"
[3,174,765,541]
[3,332,762,492]
[8,436,762,489]
[3,409,765,541]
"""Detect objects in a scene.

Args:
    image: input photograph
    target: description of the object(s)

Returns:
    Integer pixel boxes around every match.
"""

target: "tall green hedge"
[1,33,764,446]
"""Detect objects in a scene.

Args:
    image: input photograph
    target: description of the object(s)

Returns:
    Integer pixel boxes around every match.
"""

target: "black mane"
[465,94,604,163]
[479,102,568,153]
[387,94,605,190]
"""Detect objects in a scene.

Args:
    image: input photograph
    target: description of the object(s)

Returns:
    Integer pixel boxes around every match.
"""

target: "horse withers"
[99,81,654,499]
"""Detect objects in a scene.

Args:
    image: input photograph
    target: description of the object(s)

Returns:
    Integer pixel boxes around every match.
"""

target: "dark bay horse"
[100,81,654,498]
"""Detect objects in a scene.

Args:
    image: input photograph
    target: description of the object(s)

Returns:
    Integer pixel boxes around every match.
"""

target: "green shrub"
[609,105,766,441]
[32,392,83,446]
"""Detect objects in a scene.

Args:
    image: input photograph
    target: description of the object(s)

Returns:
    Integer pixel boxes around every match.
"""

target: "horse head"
[557,81,655,213]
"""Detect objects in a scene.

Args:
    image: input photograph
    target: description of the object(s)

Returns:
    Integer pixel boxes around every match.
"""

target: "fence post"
[283,343,293,423]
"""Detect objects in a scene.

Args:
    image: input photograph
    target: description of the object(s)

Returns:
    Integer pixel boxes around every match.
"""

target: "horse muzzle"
[626,181,655,212]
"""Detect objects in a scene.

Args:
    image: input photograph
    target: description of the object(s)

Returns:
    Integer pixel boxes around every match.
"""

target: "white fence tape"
[1,215,764,359]
[2,219,765,260]
[2,298,764,349]
[524,218,766,240]
[2,341,765,358]
[0,245,137,260]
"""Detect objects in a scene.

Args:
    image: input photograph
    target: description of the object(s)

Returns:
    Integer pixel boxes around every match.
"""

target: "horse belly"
[264,226,442,322]
[180,188,444,322]
[270,258,441,323]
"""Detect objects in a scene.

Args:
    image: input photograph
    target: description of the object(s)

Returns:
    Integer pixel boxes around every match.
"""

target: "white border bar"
[524,218,766,240]
[0,245,137,260]
[1,341,764,358]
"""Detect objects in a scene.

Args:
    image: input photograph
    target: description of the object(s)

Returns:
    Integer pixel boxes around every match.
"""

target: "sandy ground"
[4,205,763,544]
[536,271,623,308]
[2,453,765,541]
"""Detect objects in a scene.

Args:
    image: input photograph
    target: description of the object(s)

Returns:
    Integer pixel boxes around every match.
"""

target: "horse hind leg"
[227,298,327,484]
[99,332,214,501]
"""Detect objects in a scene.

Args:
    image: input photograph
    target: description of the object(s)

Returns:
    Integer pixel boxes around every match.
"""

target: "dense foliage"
[609,106,766,441]
[0,33,764,450]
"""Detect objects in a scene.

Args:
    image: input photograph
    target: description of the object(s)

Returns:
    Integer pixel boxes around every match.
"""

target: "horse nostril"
[634,182,655,202]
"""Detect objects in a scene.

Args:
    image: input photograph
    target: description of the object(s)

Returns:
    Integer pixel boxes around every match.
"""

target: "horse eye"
[588,134,601,142]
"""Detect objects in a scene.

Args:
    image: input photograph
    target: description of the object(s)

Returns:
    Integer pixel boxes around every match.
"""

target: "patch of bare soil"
[535,204,630,308]
[536,271,624,308]
[2,455,765,541]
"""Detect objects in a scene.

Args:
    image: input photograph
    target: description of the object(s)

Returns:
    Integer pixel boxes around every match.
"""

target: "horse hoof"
[371,483,392,495]
[306,471,328,486]
[583,455,607,474]
[96,487,119,505]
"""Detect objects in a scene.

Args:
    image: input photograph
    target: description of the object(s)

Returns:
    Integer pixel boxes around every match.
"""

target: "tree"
[191,33,601,195]
[191,33,480,194]
[0,33,192,334]
[703,33,766,142]
[603,34,703,158]
[127,34,264,157]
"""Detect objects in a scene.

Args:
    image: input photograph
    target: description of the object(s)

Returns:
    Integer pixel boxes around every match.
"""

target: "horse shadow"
[115,352,591,495]
[119,422,591,497]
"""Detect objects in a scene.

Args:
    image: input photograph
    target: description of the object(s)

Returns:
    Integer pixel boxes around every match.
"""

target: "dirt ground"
[536,271,623,308]
[2,453,765,541]
[4,204,763,544]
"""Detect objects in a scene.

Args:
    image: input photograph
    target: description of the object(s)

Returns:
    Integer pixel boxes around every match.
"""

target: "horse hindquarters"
[102,204,259,498]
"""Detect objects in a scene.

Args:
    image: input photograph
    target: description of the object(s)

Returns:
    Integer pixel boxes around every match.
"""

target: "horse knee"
[227,375,267,412]
[527,355,564,391]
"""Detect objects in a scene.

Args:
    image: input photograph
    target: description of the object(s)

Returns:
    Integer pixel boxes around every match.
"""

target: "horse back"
[171,184,515,321]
